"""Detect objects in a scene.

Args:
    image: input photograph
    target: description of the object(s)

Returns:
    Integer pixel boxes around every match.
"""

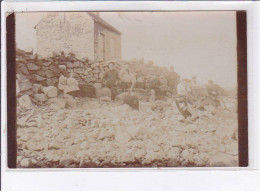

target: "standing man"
[190,76,200,98]
[102,62,119,101]
[206,80,220,107]
[175,79,192,120]
[167,66,180,96]
[189,76,205,110]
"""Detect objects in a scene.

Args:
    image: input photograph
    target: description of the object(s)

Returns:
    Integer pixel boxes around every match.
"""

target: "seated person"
[64,73,80,98]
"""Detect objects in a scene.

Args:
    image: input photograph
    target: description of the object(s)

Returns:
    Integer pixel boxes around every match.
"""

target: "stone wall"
[16,49,96,98]
[16,48,178,105]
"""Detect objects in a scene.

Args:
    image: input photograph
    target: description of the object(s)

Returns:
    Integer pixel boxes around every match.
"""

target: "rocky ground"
[16,97,238,168]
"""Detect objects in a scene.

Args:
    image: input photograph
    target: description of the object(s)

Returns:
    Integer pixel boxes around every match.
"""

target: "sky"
[15,11,237,89]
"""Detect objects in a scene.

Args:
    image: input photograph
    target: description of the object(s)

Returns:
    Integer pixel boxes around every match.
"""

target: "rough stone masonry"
[16,48,173,104]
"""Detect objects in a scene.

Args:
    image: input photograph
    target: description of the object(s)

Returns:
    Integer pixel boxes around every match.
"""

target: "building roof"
[88,13,121,34]
[34,12,121,35]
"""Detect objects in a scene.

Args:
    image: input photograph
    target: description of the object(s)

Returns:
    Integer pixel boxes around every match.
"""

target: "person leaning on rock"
[64,73,80,98]
[115,63,140,110]
[58,74,68,96]
[149,77,165,101]
[102,62,119,101]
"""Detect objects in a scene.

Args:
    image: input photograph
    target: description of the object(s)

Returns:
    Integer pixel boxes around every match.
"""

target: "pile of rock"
[16,49,105,106]
[16,49,101,94]
[120,59,170,84]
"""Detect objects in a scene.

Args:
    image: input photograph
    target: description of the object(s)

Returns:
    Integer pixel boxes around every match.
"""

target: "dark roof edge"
[88,13,121,35]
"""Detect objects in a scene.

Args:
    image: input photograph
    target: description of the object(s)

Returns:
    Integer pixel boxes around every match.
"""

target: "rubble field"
[17,96,238,168]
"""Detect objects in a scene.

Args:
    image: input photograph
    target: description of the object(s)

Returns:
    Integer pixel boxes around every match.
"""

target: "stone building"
[35,12,121,61]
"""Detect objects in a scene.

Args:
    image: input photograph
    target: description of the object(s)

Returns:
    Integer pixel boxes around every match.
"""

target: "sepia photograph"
[10,11,244,168]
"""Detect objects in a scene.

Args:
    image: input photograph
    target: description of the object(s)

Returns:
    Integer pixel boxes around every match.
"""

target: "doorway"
[99,33,106,61]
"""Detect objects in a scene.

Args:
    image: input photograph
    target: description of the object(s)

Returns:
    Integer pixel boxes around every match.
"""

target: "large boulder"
[42,62,52,67]
[102,87,112,97]
[72,61,83,68]
[91,62,99,68]
[18,95,33,109]
[21,66,29,75]
[32,74,46,82]
[58,65,66,72]
[123,94,139,110]
[51,77,59,85]
[115,92,129,103]
[32,83,42,93]
[93,83,102,98]
[42,86,58,98]
[16,73,28,81]
[26,63,40,71]
[49,65,61,74]
[16,80,20,95]
[46,78,55,86]
[93,83,102,89]
[20,158,31,167]
[36,69,46,77]
[68,84,96,98]
[41,66,48,72]
[65,98,77,109]
[18,79,32,92]
[48,98,66,109]
[34,93,48,103]
[99,72,104,79]
[45,70,56,78]
[116,92,139,110]
[21,90,34,96]
[92,69,100,74]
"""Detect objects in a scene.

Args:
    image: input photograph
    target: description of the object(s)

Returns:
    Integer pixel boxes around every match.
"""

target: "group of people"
[174,76,226,122]
[101,62,137,100]
[57,62,226,122]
